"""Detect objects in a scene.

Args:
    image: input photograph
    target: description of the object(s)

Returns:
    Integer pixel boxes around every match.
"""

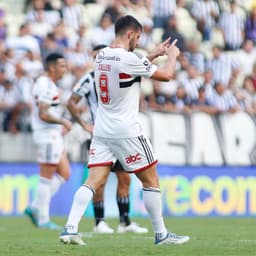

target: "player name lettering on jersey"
[98,64,111,71]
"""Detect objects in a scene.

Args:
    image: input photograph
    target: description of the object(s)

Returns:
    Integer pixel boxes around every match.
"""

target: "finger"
[170,39,178,47]
[162,37,171,46]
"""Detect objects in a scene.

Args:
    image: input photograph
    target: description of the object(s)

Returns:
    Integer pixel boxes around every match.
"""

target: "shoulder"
[34,76,54,94]
[76,72,94,88]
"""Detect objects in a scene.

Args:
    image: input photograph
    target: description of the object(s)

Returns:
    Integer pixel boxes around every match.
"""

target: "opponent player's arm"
[151,39,180,82]
[67,93,94,133]
[38,101,72,131]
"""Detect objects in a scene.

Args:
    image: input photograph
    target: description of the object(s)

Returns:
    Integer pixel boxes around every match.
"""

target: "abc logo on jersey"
[125,153,141,164]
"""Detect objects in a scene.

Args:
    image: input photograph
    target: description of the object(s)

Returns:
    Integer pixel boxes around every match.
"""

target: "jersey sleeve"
[35,77,53,105]
[72,73,92,97]
[122,52,157,78]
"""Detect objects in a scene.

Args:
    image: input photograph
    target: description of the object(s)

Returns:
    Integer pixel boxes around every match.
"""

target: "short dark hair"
[45,53,64,70]
[115,15,142,36]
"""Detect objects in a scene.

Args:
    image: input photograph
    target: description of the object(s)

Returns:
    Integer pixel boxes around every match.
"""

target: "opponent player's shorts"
[88,135,157,173]
[33,129,64,164]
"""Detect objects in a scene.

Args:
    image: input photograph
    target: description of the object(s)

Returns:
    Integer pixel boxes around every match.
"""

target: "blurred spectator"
[170,85,192,113]
[52,22,69,49]
[235,39,256,77]
[176,0,199,41]
[234,76,256,115]
[68,24,91,50]
[191,0,220,41]
[147,82,171,112]
[21,50,44,80]
[202,68,215,99]
[209,82,240,114]
[8,63,34,132]
[29,7,52,41]
[103,0,125,23]
[26,0,61,26]
[3,48,16,82]
[61,0,83,32]
[206,45,240,89]
[218,0,244,51]
[244,7,256,43]
[162,15,186,52]
[90,13,115,47]
[152,0,176,28]
[180,64,204,100]
[66,40,92,74]
[250,62,256,90]
[40,32,65,64]
[184,40,205,74]
[0,40,6,70]
[6,22,41,59]
[125,0,151,22]
[0,78,18,132]
[138,17,155,50]
[0,9,7,41]
[191,86,217,114]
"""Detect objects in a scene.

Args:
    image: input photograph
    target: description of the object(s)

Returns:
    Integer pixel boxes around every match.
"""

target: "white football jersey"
[93,47,157,138]
[72,71,98,124]
[31,76,62,131]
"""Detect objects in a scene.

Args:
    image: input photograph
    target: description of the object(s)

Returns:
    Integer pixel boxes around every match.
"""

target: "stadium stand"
[0,0,255,162]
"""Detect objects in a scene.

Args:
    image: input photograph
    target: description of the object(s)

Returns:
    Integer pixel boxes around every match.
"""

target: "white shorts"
[88,135,157,173]
[33,129,64,164]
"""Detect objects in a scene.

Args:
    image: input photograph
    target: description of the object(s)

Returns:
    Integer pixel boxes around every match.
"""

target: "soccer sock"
[50,173,66,197]
[93,201,104,225]
[143,187,167,239]
[117,196,131,226]
[65,184,95,233]
[31,176,52,225]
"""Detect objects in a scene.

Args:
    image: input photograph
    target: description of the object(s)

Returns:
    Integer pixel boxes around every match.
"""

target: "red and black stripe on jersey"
[119,73,141,88]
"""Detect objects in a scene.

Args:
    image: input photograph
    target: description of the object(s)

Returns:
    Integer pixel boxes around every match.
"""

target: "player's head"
[115,15,142,51]
[92,44,107,58]
[45,53,66,80]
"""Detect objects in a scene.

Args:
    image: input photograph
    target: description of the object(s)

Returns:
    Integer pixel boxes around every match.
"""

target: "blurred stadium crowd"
[0,0,256,134]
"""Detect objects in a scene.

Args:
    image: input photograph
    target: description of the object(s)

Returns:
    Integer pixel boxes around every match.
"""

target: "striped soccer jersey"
[31,76,62,131]
[72,71,98,124]
[93,47,157,138]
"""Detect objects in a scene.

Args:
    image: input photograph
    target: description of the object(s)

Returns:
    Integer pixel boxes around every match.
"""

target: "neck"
[48,73,56,83]
[111,37,129,50]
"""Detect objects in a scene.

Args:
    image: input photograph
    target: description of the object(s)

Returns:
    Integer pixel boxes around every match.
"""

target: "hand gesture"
[166,39,180,58]
[152,37,172,58]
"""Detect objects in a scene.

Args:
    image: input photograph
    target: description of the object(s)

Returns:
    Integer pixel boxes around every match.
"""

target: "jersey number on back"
[99,73,110,104]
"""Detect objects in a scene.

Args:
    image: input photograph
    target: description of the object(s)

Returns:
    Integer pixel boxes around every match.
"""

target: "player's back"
[93,47,143,139]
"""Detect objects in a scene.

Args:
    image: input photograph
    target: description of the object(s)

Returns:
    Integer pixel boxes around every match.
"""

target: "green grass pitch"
[0,217,255,256]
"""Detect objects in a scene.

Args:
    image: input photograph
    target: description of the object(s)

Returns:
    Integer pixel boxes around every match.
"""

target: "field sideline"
[0,217,254,256]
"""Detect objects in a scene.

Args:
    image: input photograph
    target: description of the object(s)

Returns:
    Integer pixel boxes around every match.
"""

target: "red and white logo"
[125,153,141,164]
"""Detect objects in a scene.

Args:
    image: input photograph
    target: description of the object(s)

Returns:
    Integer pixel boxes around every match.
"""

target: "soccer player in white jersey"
[67,44,148,234]
[60,15,190,245]
[24,53,72,229]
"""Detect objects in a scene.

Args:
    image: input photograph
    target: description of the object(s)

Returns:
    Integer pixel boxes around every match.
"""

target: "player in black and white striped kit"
[67,45,148,234]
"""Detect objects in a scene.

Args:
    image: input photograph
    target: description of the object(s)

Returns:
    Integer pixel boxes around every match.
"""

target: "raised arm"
[151,39,180,82]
